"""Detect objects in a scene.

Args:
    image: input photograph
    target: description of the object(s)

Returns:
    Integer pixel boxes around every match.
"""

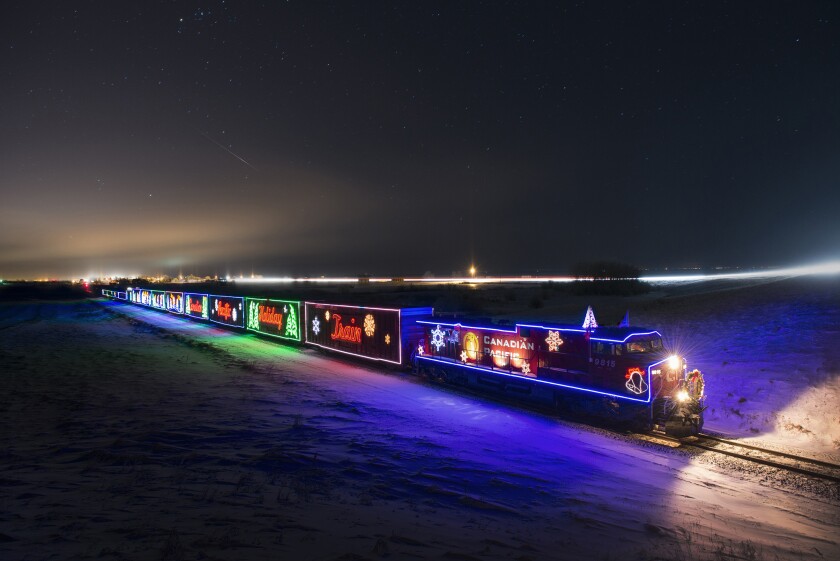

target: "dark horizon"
[2,2,839,280]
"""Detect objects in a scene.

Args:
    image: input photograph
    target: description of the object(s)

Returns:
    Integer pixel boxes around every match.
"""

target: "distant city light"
[39,259,840,285]
[230,260,840,285]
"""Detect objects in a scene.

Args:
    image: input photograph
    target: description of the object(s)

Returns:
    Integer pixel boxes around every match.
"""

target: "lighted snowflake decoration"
[364,314,375,337]
[460,350,468,363]
[625,369,648,395]
[521,362,531,375]
[417,345,424,356]
[545,330,563,351]
[430,325,446,351]
[447,327,460,344]
[312,317,321,335]
[325,310,330,322]
[385,334,391,345]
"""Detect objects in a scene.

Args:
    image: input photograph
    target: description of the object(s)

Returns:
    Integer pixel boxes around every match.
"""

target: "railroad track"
[672,432,840,484]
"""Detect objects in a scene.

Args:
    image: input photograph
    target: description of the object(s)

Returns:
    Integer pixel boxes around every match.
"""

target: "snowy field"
[1,277,838,560]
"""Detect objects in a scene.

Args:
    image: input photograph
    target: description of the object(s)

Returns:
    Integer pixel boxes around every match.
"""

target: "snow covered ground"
[488,277,840,458]
[1,278,838,560]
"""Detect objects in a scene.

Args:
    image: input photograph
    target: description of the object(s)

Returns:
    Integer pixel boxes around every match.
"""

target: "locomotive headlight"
[676,389,690,402]
[668,355,681,370]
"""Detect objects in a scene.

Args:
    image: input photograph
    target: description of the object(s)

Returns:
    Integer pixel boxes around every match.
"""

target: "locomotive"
[102,288,705,436]
[414,313,705,436]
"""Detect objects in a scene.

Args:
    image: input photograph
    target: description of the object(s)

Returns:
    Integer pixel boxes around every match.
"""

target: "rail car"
[105,288,705,435]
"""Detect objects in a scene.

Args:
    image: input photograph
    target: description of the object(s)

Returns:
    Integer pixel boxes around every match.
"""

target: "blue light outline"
[207,294,245,329]
[244,297,302,342]
[150,290,167,310]
[417,320,517,334]
[416,355,651,403]
[416,319,661,343]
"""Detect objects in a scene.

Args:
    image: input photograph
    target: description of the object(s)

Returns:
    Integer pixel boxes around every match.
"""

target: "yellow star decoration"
[364,314,375,337]
[521,362,531,375]
[325,310,330,322]
[545,330,563,352]
[385,334,391,345]
[460,350,468,363]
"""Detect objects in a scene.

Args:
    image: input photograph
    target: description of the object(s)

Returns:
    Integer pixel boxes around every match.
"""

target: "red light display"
[330,314,362,343]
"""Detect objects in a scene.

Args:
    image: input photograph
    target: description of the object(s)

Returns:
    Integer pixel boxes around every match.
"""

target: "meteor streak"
[199,131,258,171]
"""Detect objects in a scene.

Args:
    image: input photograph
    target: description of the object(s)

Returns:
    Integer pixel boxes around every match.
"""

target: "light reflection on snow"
[667,457,839,559]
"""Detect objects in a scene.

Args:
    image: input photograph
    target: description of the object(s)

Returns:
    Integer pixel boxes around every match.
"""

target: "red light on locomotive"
[625,367,643,379]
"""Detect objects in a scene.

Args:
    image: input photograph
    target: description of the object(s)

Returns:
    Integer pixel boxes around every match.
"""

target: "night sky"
[1,1,838,279]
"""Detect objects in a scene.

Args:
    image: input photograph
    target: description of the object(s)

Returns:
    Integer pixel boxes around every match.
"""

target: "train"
[100,287,705,436]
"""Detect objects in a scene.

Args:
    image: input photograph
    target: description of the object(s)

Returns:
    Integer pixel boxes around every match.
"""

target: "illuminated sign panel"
[245,298,301,341]
[208,295,244,328]
[304,302,401,364]
[184,293,209,319]
[165,291,184,314]
[150,290,166,310]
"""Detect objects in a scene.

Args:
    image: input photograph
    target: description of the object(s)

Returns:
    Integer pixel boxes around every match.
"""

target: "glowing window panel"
[245,298,302,342]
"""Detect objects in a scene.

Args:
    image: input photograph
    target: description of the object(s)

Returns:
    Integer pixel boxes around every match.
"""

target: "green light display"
[245,298,301,342]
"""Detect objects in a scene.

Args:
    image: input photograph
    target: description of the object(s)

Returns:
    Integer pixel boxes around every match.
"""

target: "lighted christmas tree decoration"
[460,350,468,363]
[582,306,598,329]
[312,317,321,335]
[247,301,260,330]
[285,305,298,338]
[545,330,563,351]
[430,325,446,351]
[364,314,375,337]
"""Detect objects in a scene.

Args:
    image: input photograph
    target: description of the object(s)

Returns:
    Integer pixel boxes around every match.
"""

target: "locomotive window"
[591,342,613,355]
[624,338,663,353]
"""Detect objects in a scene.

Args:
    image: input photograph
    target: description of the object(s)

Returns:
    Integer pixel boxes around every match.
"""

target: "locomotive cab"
[590,332,705,435]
